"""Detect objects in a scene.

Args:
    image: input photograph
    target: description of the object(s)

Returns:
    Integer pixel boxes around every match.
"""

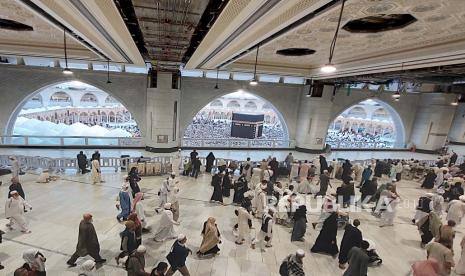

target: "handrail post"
[25,136,29,146]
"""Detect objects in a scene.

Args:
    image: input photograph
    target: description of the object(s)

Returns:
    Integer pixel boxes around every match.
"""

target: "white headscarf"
[22,249,38,267]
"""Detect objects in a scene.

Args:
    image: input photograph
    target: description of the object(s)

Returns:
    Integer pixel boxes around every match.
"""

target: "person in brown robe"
[197,217,221,257]
[67,213,106,267]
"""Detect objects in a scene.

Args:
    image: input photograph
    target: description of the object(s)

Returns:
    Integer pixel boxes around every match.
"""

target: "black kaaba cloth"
[231,113,264,139]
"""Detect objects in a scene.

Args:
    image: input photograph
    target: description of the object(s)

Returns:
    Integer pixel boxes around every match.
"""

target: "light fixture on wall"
[106,59,112,84]
[320,0,346,74]
[214,68,219,89]
[250,44,260,86]
[62,28,73,75]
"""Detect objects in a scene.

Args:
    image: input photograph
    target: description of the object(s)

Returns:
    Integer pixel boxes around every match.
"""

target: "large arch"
[182,90,290,145]
[326,98,406,148]
[8,80,142,141]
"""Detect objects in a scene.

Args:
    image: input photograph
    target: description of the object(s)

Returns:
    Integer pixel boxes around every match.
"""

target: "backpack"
[279,255,291,276]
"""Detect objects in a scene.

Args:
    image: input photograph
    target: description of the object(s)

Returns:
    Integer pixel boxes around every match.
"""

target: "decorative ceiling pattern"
[232,0,465,76]
[0,0,97,59]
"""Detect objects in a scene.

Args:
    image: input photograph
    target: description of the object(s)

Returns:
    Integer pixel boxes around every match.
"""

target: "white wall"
[409,93,457,151]
[449,103,465,143]
[145,72,181,149]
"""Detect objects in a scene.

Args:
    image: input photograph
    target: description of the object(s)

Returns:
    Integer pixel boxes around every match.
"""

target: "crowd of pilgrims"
[183,117,285,140]
[326,129,394,148]
[5,148,465,275]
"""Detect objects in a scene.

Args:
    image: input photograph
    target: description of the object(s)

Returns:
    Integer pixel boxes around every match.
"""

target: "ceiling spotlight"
[63,68,73,75]
[321,0,346,74]
[320,64,337,73]
[250,44,260,86]
[392,91,401,99]
[62,28,72,75]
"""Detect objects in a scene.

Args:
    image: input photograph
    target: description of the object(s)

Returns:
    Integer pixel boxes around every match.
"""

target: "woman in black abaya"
[222,170,232,197]
[311,212,339,256]
[210,173,224,204]
[206,152,215,173]
[233,174,248,205]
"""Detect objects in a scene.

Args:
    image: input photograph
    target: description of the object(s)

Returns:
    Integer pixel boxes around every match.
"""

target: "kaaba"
[231,113,264,139]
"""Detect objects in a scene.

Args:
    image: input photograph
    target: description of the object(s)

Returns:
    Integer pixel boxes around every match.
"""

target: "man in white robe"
[289,162,299,180]
[172,149,182,176]
[158,176,172,209]
[276,194,296,225]
[235,206,255,248]
[263,167,273,183]
[153,203,179,242]
[5,191,32,233]
[432,189,445,217]
[242,158,252,182]
[9,156,20,179]
[255,184,268,218]
[91,159,101,184]
[250,168,261,190]
[257,208,274,252]
[446,196,465,225]
[330,159,339,179]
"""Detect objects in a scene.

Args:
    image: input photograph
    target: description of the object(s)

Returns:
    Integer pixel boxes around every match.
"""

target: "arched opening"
[10,80,141,145]
[183,91,290,148]
[326,99,405,149]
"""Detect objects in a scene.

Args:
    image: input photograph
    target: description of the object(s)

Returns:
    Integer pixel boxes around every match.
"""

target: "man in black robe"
[338,219,363,269]
[190,149,198,163]
[449,151,458,166]
[291,205,307,242]
[233,174,248,205]
[222,170,232,197]
[268,157,279,182]
[311,212,339,256]
[315,170,331,198]
[77,151,88,174]
[421,169,436,189]
[67,213,106,266]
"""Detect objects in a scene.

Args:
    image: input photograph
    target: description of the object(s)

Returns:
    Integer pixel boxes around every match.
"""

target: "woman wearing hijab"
[132,192,148,231]
[197,217,221,257]
[222,170,232,197]
[128,213,142,246]
[127,167,141,198]
[421,169,437,189]
[116,184,132,222]
[311,211,339,257]
[79,260,96,276]
[22,249,46,275]
[291,205,307,242]
[206,152,215,173]
[210,172,224,204]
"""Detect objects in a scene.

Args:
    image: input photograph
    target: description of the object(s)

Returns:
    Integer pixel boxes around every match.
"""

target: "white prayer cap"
[177,234,186,241]
[323,170,328,173]
[437,188,445,195]
[296,249,305,257]
[171,172,176,176]
[10,190,18,195]
[164,203,172,209]
[460,195,465,202]
[136,245,146,253]
[425,193,434,198]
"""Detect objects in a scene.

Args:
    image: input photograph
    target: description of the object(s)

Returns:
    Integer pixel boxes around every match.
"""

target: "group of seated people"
[326,129,394,148]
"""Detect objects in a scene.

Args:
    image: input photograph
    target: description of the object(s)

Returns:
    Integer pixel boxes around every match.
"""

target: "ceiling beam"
[139,17,196,27]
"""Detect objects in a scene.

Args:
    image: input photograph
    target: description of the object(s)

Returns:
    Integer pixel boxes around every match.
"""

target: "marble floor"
[1,155,465,275]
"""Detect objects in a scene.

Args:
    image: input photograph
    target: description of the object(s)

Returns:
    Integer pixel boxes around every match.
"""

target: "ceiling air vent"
[343,14,417,33]
[276,48,316,56]
[0,18,33,31]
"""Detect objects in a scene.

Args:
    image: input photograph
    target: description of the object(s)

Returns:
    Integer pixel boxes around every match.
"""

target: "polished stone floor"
[1,157,465,275]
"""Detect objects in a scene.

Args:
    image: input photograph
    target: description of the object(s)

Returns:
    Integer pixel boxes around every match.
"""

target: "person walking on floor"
[116,184,132,222]
[126,245,150,276]
[77,151,88,174]
[5,190,32,233]
[166,234,192,276]
[67,213,106,267]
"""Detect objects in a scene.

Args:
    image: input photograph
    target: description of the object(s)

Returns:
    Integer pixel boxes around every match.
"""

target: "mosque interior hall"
[3,0,465,275]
